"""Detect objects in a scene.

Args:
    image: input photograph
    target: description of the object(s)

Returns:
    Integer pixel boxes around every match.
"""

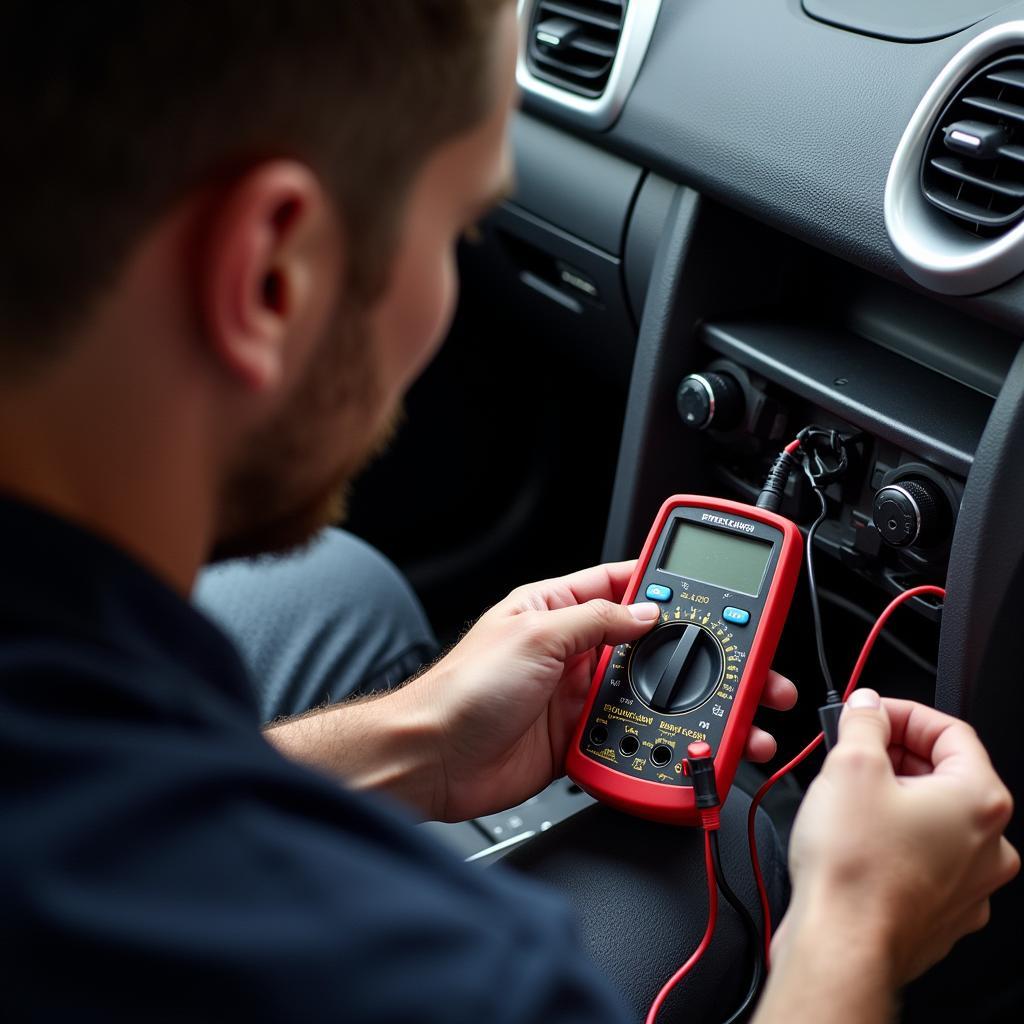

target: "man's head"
[0,2,517,572]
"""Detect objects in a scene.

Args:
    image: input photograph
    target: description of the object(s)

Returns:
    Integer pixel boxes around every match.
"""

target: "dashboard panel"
[469,2,1024,1020]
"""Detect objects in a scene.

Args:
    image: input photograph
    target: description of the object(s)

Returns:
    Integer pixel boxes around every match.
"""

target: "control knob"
[871,478,948,548]
[628,622,724,714]
[676,372,744,432]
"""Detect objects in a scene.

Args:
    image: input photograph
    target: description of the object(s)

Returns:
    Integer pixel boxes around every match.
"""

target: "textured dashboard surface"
[803,0,1015,42]
[525,0,1024,324]
[609,0,973,274]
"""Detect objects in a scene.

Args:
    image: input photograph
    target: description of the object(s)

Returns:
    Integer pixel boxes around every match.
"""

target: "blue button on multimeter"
[645,584,673,602]
[723,606,751,626]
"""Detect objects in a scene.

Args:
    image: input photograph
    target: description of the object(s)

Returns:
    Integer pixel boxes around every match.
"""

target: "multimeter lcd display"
[659,522,773,597]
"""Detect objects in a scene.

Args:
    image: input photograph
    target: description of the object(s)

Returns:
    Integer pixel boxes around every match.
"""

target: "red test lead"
[646,742,766,1024]
[746,584,947,966]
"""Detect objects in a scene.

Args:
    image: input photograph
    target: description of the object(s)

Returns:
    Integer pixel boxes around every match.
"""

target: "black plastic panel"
[505,795,788,1024]
[602,0,941,277]
[803,0,1014,42]
[703,322,993,476]
[510,112,642,256]
[470,201,637,382]
[602,186,706,562]
[938,341,1024,713]
[920,342,1024,1021]
[837,274,1018,398]
[623,173,677,322]
[558,0,1024,331]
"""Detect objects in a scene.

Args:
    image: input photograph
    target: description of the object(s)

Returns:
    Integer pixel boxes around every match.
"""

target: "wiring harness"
[645,428,945,1023]
[645,741,765,1024]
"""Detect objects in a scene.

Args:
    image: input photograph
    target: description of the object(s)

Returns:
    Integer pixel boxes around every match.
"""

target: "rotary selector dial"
[871,478,948,548]
[628,621,725,714]
[676,372,744,432]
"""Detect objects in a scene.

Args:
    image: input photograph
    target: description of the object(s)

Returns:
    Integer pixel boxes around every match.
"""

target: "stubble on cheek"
[210,308,401,563]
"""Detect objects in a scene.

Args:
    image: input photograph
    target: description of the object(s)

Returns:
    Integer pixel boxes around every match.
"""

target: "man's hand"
[413,560,797,822]
[268,560,797,821]
[755,691,1020,1024]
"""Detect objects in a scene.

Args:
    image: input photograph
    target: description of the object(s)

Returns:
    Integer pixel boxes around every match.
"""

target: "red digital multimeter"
[566,496,802,825]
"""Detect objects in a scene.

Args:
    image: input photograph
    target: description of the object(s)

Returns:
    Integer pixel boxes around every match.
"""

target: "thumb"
[537,599,660,660]
[834,688,893,766]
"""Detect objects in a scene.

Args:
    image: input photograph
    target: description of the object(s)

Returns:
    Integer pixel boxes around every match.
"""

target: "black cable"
[755,448,800,512]
[709,830,765,1024]
[759,428,851,732]
[804,484,840,704]
[795,426,849,486]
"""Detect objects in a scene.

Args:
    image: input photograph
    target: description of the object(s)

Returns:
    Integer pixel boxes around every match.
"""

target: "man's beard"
[210,306,400,563]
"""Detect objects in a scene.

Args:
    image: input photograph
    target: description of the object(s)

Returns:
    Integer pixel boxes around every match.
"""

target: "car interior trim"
[602,185,705,562]
[885,20,1024,295]
[803,0,1014,43]
[515,0,665,131]
[702,322,992,477]
[510,113,643,254]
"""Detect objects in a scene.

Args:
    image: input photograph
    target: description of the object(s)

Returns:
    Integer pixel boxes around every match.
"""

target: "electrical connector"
[756,449,800,513]
[685,741,721,833]
[818,696,844,752]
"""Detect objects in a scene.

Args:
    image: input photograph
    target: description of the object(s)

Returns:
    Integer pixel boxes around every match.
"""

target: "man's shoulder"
[0,655,618,1021]
[0,557,626,1023]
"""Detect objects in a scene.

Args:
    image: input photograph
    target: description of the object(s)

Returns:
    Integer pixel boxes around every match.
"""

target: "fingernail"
[629,602,661,621]
[846,688,880,710]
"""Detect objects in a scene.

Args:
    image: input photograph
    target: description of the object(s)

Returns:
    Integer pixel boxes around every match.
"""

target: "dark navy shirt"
[0,496,628,1022]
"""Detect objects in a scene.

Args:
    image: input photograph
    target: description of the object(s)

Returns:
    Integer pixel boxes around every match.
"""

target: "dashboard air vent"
[921,55,1024,237]
[885,22,1024,295]
[526,0,626,99]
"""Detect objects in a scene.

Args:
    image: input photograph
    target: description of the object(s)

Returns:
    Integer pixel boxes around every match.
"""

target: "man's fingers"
[882,698,980,764]
[760,671,798,712]
[533,598,659,660]
[560,561,639,607]
[890,747,934,777]
[742,672,795,760]
[969,836,1023,899]
[949,899,993,942]
[744,726,778,763]
[745,670,798,760]
[881,697,1000,798]
[997,836,1022,888]
[769,914,792,961]
[830,689,893,773]
[505,562,639,612]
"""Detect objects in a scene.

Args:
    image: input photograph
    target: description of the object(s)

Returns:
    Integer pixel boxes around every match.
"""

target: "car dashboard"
[393,3,1024,1020]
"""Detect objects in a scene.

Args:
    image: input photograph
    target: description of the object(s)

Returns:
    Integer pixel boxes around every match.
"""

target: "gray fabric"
[194,528,437,723]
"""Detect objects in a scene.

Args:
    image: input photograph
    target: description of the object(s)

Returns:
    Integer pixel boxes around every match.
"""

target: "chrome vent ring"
[885,21,1024,295]
[515,0,663,131]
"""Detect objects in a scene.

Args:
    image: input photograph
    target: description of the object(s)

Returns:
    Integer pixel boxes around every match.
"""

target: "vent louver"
[526,0,627,99]
[921,54,1024,237]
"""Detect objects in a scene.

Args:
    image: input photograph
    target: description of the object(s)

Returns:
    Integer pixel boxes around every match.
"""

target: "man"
[0,3,1017,1022]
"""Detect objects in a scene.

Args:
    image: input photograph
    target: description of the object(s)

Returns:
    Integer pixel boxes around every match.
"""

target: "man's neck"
[0,361,215,595]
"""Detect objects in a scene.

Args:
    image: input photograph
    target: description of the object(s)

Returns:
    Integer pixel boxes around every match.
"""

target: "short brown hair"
[0,1,509,371]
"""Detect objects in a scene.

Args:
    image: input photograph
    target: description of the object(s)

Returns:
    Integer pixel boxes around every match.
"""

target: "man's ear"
[197,160,341,394]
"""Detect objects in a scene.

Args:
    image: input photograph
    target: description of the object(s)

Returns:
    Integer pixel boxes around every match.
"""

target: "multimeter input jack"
[619,734,640,757]
[651,745,673,767]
